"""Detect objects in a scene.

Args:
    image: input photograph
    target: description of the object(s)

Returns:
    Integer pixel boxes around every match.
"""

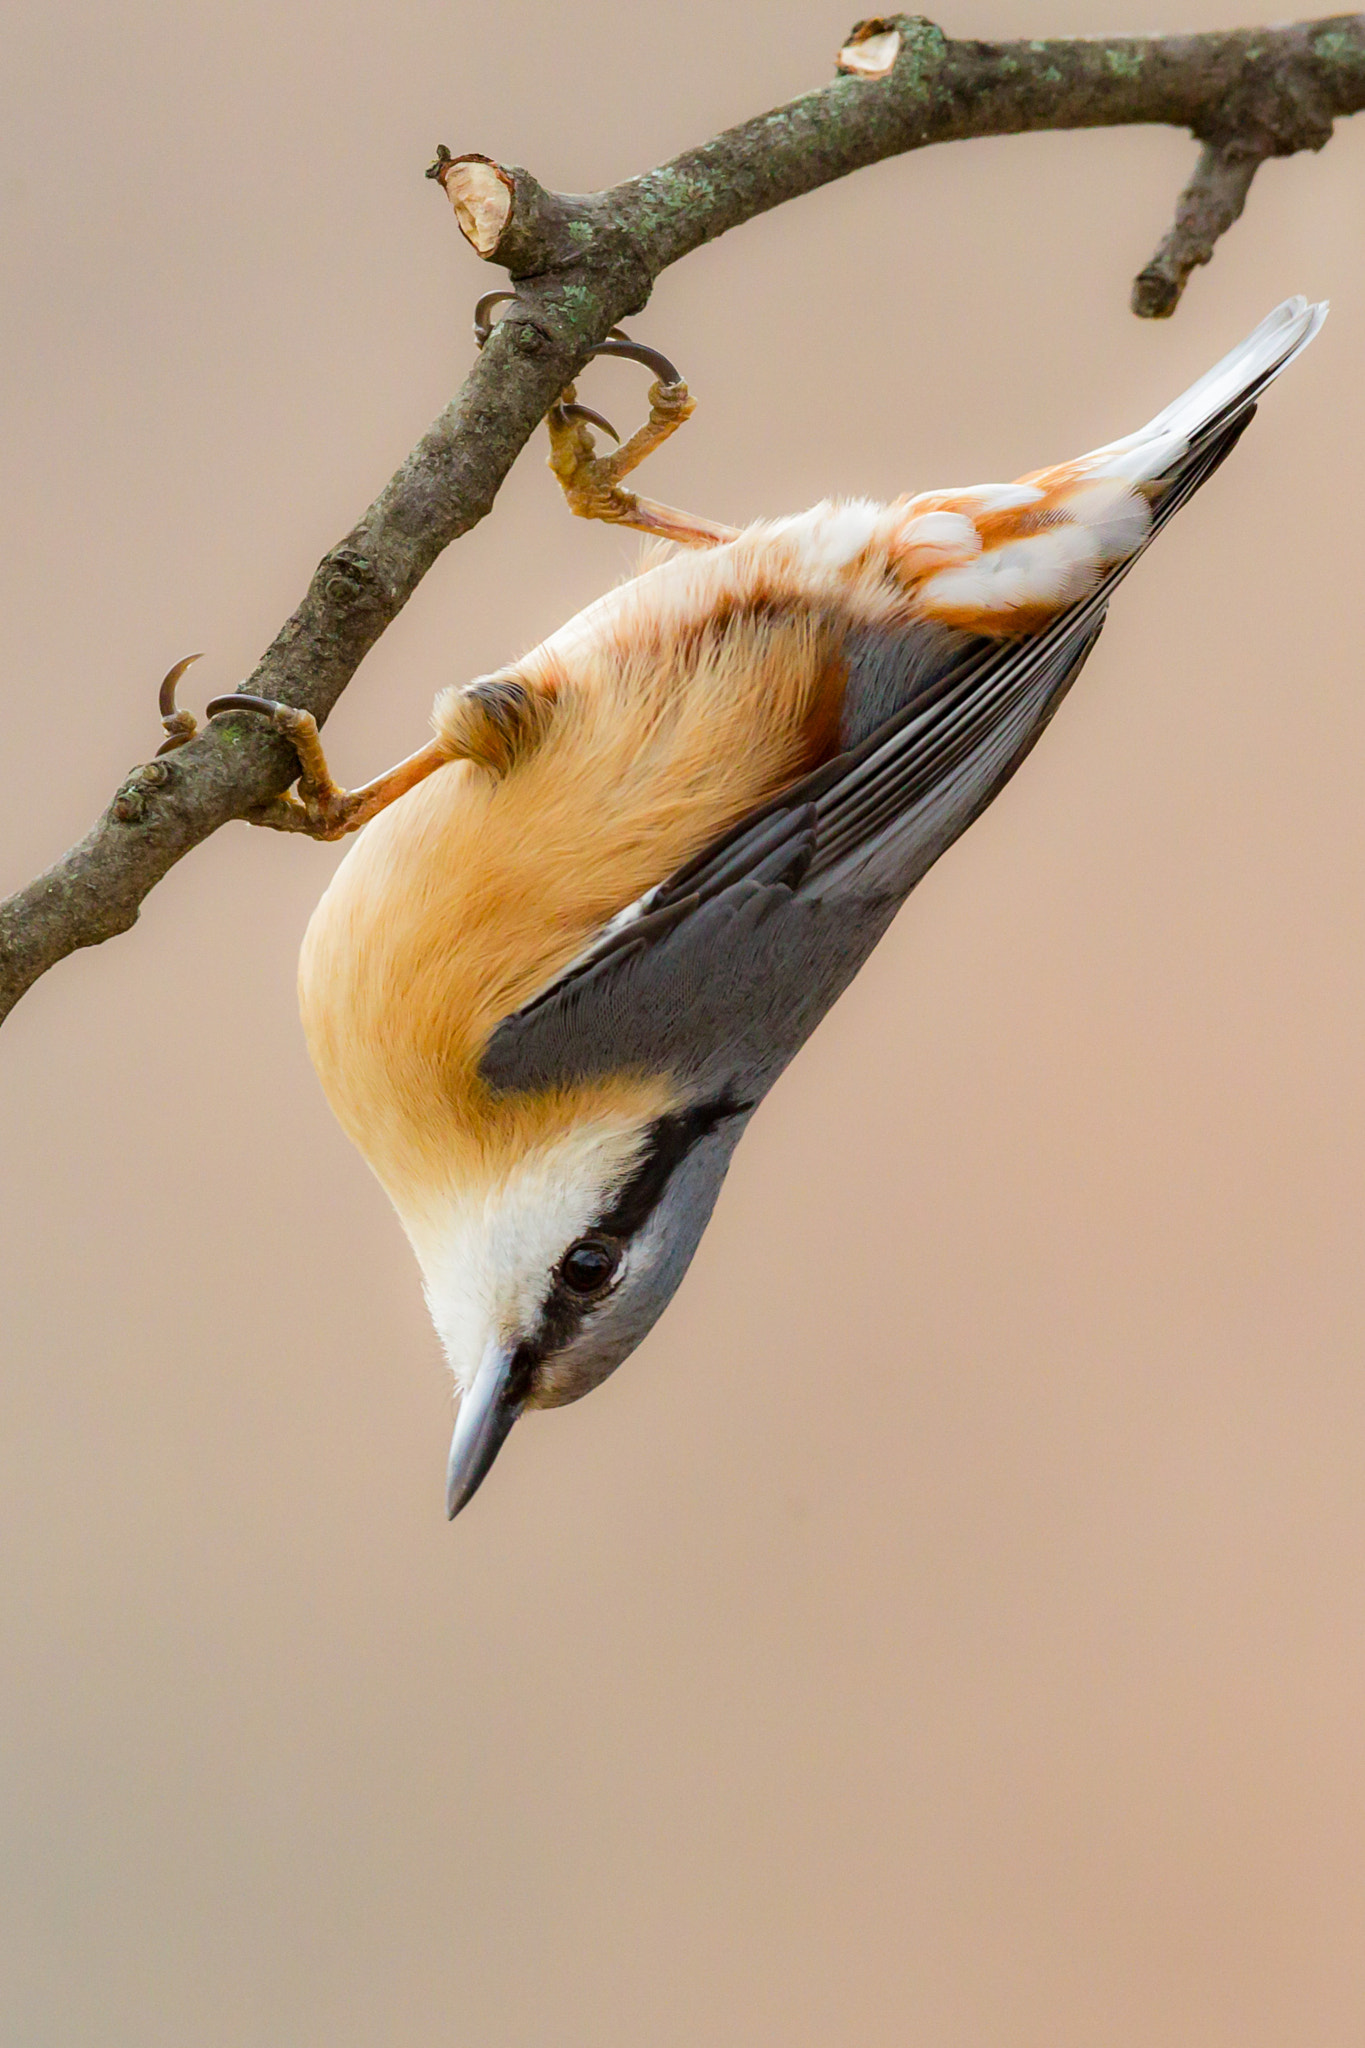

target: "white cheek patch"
[412,1123,647,1394]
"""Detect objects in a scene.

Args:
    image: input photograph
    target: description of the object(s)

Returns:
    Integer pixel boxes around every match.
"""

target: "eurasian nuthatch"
[162,295,1325,1516]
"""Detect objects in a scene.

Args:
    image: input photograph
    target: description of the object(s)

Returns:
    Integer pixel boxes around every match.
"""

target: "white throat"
[405,1120,649,1392]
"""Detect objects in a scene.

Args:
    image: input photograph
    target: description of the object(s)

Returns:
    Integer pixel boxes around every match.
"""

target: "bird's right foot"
[474,293,738,550]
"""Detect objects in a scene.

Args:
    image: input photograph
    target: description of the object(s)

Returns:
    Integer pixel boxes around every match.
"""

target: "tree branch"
[4,11,1363,1024]
[1132,142,1266,319]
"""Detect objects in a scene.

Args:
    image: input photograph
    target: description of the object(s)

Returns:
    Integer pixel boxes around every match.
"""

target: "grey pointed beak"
[446,1338,524,1520]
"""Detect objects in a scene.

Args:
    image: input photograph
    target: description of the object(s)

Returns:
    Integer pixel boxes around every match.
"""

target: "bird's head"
[395,1086,751,1516]
[296,779,757,1519]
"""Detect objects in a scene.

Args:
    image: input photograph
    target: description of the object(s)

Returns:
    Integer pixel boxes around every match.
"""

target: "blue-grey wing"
[480,413,1247,1102]
[479,601,1105,1101]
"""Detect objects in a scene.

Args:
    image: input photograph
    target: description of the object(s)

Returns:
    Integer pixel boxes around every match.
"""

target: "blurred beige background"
[2,1,1364,2042]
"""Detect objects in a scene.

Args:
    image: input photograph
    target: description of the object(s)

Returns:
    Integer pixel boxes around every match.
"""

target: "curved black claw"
[472,293,684,389]
[473,290,514,347]
[554,402,621,444]
[156,652,204,753]
[590,331,684,388]
[205,692,288,722]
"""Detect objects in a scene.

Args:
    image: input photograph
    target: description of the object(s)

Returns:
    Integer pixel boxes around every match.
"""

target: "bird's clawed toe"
[553,401,621,445]
[472,289,515,351]
[148,657,346,831]
[146,659,450,841]
[156,653,205,753]
[544,362,697,531]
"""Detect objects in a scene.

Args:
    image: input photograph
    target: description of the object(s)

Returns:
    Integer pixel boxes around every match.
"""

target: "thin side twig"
[1132,143,1267,318]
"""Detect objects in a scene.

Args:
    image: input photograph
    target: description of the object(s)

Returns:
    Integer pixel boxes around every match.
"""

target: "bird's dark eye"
[556,1235,622,1298]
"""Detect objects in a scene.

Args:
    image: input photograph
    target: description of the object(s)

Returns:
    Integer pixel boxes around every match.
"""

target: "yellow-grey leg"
[546,377,737,548]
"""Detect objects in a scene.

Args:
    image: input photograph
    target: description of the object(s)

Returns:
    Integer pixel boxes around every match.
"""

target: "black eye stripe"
[521,1094,753,1378]
[501,1337,544,1409]
[592,1095,751,1239]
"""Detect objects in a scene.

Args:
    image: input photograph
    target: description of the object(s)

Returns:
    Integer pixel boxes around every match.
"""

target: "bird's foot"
[154,659,404,835]
[546,376,714,536]
[203,693,451,839]
[150,658,447,839]
[474,294,737,549]
[203,694,365,838]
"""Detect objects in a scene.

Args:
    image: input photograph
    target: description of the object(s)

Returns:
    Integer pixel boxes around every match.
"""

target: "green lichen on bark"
[889,15,949,96]
[1102,45,1147,80]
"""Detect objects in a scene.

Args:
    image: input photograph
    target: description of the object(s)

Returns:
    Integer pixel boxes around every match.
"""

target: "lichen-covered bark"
[4,11,1364,1023]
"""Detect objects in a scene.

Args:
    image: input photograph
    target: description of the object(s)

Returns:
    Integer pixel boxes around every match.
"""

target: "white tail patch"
[912,298,1324,632]
[1054,478,1152,563]
[912,476,1152,628]
[893,509,982,577]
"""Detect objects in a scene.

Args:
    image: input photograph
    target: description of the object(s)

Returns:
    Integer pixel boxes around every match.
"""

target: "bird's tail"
[1085,294,1328,484]
[911,297,1326,638]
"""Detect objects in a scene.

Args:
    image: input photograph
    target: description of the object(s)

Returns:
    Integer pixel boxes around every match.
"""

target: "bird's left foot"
[206,693,450,838]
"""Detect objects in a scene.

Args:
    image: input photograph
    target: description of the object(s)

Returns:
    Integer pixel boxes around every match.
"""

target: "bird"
[162,294,1325,1517]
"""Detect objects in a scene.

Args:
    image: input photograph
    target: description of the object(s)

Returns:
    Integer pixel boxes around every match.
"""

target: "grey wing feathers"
[480,408,1252,1101]
[483,867,861,1101]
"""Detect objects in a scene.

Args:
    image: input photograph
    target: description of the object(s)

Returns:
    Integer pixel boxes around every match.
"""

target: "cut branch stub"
[837,18,903,78]
[432,151,515,257]
[426,148,616,282]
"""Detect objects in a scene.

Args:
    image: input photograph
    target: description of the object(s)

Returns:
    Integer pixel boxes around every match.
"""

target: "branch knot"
[315,545,385,612]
